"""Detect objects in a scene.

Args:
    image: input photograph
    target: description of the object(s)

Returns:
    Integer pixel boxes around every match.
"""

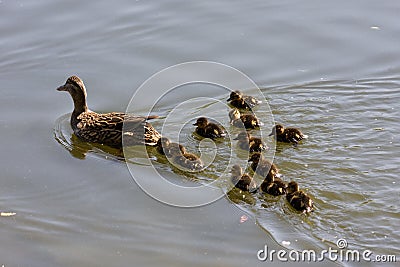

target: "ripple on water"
[54,77,400,256]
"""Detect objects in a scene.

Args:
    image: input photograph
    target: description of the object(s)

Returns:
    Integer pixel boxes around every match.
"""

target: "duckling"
[260,174,287,196]
[229,108,262,129]
[227,90,261,110]
[269,124,307,145]
[248,153,280,179]
[170,147,204,172]
[57,75,161,148]
[233,132,267,153]
[156,137,185,157]
[286,181,314,213]
[193,117,226,139]
[230,165,258,192]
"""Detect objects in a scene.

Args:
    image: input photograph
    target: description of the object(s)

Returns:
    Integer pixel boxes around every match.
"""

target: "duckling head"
[157,137,171,148]
[231,164,243,176]
[248,152,262,163]
[57,75,88,113]
[264,173,275,183]
[287,181,299,194]
[269,124,285,136]
[227,90,243,101]
[234,132,249,141]
[228,108,241,123]
[193,117,208,128]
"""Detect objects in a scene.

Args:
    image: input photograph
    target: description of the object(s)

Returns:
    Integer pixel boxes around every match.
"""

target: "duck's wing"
[77,112,159,146]
[78,112,149,131]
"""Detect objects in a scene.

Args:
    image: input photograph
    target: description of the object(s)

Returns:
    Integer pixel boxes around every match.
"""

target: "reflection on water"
[54,113,125,161]
[3,0,400,265]
[54,76,400,257]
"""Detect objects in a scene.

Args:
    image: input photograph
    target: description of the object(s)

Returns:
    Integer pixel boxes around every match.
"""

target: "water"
[1,0,399,266]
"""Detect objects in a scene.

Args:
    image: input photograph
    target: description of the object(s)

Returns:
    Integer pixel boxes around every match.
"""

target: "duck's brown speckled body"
[234,132,267,153]
[248,153,280,179]
[286,181,314,213]
[229,108,261,129]
[230,165,258,192]
[269,124,307,145]
[57,75,161,148]
[227,90,261,110]
[193,117,226,139]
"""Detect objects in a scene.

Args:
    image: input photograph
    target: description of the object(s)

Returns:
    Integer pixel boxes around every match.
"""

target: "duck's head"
[193,117,208,128]
[228,108,241,122]
[227,90,243,101]
[287,181,299,194]
[248,152,262,163]
[269,124,285,136]
[233,132,249,141]
[57,75,88,113]
[231,164,243,176]
[57,75,87,98]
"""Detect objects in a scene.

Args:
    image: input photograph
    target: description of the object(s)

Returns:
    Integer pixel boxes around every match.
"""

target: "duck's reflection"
[69,133,125,161]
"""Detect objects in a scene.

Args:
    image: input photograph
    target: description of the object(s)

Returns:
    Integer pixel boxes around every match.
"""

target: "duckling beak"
[233,136,240,140]
[227,97,232,101]
[193,122,198,126]
[268,131,274,136]
[57,84,68,91]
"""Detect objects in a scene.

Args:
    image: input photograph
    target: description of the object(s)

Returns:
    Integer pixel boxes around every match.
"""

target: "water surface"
[1,0,399,266]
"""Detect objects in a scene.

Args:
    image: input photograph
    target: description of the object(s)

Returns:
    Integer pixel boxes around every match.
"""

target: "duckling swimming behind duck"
[193,117,226,139]
[172,151,204,172]
[57,75,161,148]
[269,124,307,145]
[156,137,203,171]
[156,137,185,157]
[227,90,262,110]
[260,174,287,196]
[230,165,258,192]
[286,181,314,213]
[229,108,262,129]
[234,132,267,153]
[248,152,280,179]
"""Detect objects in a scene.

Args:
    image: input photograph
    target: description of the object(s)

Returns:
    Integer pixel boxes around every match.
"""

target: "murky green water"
[1,0,399,266]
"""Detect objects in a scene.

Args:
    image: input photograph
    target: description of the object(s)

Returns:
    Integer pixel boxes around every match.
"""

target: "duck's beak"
[193,122,198,126]
[268,131,274,136]
[227,96,232,101]
[57,84,68,91]
[233,136,239,140]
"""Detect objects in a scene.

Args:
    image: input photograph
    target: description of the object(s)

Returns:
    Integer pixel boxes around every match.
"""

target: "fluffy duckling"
[248,153,280,179]
[171,148,204,171]
[156,137,185,157]
[227,90,261,110]
[260,174,287,196]
[193,117,226,139]
[229,108,262,129]
[230,165,258,192]
[269,124,307,145]
[286,181,314,213]
[233,132,267,153]
[156,137,203,171]
[57,75,161,148]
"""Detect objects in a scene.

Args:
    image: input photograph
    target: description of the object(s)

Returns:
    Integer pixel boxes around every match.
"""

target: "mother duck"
[57,75,161,148]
